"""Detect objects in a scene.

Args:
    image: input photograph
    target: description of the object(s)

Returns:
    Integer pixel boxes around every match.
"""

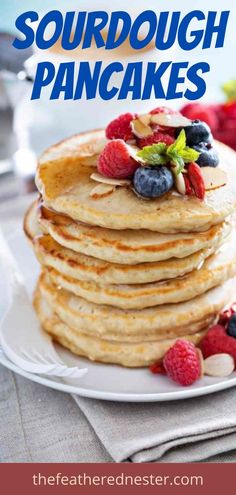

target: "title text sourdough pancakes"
[25,118,236,367]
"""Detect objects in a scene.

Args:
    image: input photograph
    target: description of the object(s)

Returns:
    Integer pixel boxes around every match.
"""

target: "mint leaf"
[137,143,168,165]
[167,129,186,155]
[136,129,199,171]
[179,146,200,163]
[168,152,185,174]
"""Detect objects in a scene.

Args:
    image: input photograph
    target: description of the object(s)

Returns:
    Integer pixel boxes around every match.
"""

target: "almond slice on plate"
[131,118,153,138]
[89,183,115,199]
[201,167,227,191]
[90,172,131,186]
[151,113,191,128]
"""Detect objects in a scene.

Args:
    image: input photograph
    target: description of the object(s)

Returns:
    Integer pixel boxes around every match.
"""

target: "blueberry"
[133,166,174,199]
[182,120,213,146]
[227,314,236,338]
[193,142,219,167]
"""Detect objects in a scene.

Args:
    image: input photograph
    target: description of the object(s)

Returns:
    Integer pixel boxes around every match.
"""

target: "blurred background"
[0,0,236,207]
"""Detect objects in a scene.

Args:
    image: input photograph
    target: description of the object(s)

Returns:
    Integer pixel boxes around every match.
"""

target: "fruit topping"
[151,112,191,128]
[203,354,235,377]
[187,162,205,200]
[163,339,203,386]
[100,108,224,200]
[200,167,227,191]
[105,113,134,141]
[181,120,213,146]
[89,183,115,199]
[90,172,131,186]
[200,325,236,364]
[183,174,193,195]
[138,131,174,149]
[227,314,236,338]
[98,139,139,179]
[193,142,219,168]
[133,166,174,199]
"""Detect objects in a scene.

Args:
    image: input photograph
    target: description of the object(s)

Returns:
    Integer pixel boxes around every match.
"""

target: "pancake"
[24,202,230,285]
[35,202,231,264]
[36,130,236,233]
[45,231,236,308]
[36,271,235,340]
[34,289,207,367]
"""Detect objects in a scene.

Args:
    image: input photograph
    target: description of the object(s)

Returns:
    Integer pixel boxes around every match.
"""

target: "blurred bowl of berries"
[180,80,236,151]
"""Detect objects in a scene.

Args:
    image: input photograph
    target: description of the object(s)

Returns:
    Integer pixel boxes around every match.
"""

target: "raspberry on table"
[105,113,135,141]
[138,131,175,149]
[98,139,139,179]
[200,325,236,364]
[163,339,202,386]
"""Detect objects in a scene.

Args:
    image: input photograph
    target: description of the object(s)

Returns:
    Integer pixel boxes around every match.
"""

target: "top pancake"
[36,130,236,233]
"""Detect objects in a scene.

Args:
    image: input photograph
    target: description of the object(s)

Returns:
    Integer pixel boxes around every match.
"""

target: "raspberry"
[150,106,176,115]
[163,339,202,386]
[181,103,219,132]
[105,113,134,141]
[187,162,205,200]
[149,362,166,374]
[98,140,139,179]
[200,325,236,364]
[138,131,175,149]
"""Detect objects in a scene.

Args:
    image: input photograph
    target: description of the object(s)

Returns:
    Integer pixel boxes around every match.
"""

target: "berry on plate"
[193,142,219,168]
[138,131,174,149]
[200,325,236,364]
[183,120,213,147]
[163,339,202,386]
[98,140,139,179]
[105,113,135,141]
[133,166,174,199]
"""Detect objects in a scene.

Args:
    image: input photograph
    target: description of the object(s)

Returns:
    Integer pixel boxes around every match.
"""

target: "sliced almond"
[151,113,191,128]
[138,113,152,126]
[131,118,153,139]
[201,167,227,191]
[204,354,234,377]
[126,143,146,164]
[90,172,131,186]
[173,171,186,195]
[89,183,115,199]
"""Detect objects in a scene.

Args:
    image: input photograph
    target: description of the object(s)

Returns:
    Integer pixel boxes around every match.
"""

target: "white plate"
[1,230,236,402]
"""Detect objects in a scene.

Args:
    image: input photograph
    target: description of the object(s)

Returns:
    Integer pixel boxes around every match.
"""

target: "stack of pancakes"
[24,130,236,367]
